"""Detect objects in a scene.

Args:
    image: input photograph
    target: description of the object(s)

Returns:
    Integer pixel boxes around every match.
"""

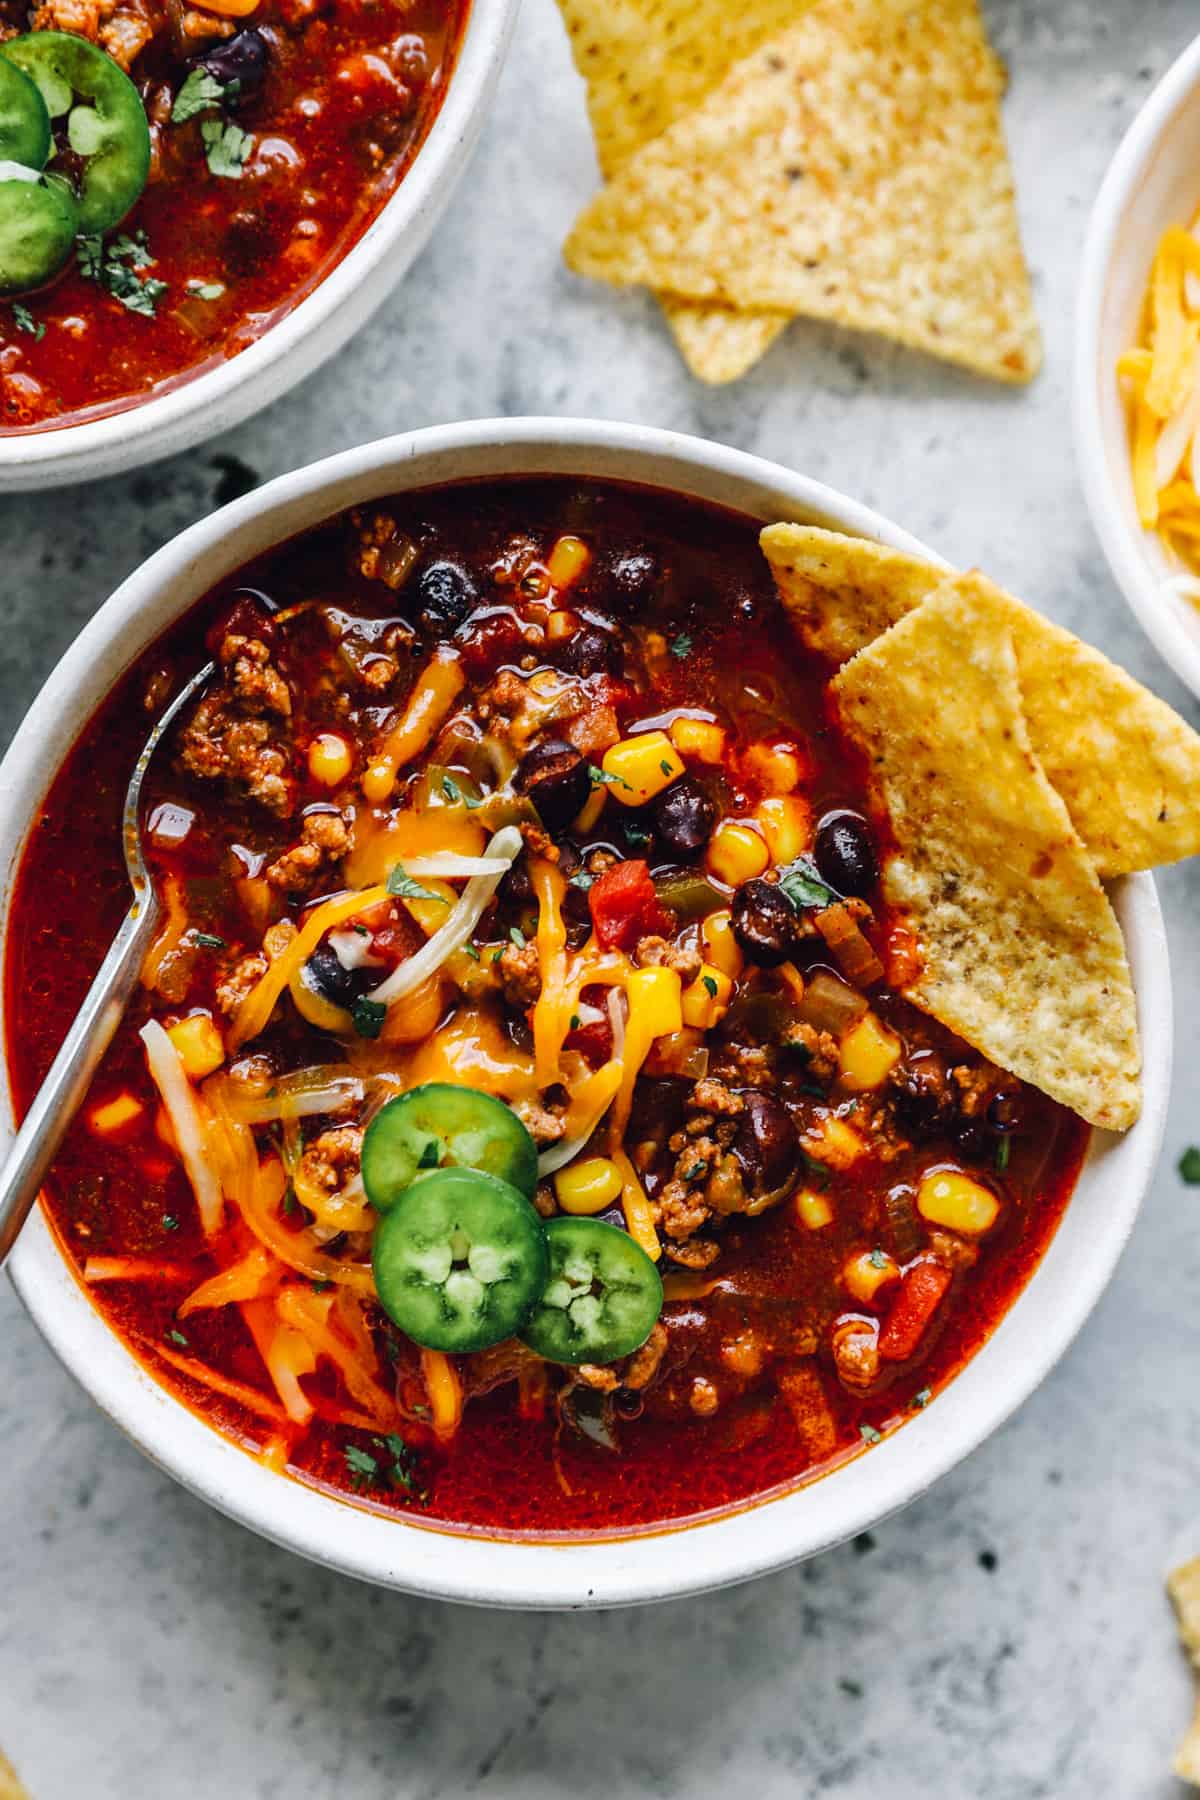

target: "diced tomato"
[563,984,615,1065]
[588,859,671,950]
[878,1260,951,1362]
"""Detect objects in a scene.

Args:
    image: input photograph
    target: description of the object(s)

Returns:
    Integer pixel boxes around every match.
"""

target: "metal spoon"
[0,662,214,1271]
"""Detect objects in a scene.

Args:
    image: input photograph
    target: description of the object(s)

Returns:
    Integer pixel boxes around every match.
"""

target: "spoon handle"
[0,897,160,1273]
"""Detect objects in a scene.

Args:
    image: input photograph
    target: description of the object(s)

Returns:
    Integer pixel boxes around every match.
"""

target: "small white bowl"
[0,420,1173,1607]
[1076,29,1200,700]
[0,2,518,493]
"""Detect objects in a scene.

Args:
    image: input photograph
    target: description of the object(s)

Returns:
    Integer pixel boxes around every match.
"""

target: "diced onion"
[369,827,521,1005]
[800,969,869,1037]
[140,1019,224,1239]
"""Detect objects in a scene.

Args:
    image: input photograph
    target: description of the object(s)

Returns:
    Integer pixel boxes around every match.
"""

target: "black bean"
[731,878,799,967]
[415,560,478,635]
[199,28,269,95]
[653,776,716,860]
[987,1086,1024,1134]
[516,739,590,835]
[613,1387,644,1420]
[306,941,370,1011]
[558,625,621,676]
[734,1092,799,1194]
[606,550,661,616]
[950,1114,991,1160]
[814,811,879,898]
[891,1056,954,1140]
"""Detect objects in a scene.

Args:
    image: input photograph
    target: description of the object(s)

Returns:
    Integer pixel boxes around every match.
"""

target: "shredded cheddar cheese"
[1121,219,1200,567]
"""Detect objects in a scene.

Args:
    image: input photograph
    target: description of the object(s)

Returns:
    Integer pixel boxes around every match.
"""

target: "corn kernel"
[681,962,733,1029]
[547,609,579,643]
[707,820,769,885]
[842,1248,901,1304]
[167,1012,225,1080]
[838,1012,902,1090]
[547,534,591,590]
[741,741,805,794]
[308,732,352,788]
[795,1188,833,1230]
[601,731,685,806]
[701,909,744,979]
[88,1092,144,1138]
[917,1170,1000,1236]
[555,1155,624,1215]
[669,716,726,765]
[625,965,683,1039]
[802,1114,866,1170]
[755,794,813,865]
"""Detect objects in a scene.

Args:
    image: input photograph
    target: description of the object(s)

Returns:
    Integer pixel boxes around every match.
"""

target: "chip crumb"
[1169,1557,1200,1785]
[0,1750,32,1800]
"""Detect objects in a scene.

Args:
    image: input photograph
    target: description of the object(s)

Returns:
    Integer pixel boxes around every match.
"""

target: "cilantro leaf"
[187,280,226,301]
[351,996,387,1039]
[171,67,226,123]
[441,774,481,809]
[12,303,44,341]
[777,856,836,912]
[1180,1146,1200,1184]
[868,1248,888,1269]
[387,864,444,902]
[166,1328,189,1348]
[191,930,226,949]
[201,116,252,179]
[344,1444,380,1489]
[509,926,526,949]
[910,1387,932,1410]
[859,1423,882,1446]
[670,632,694,659]
[588,764,632,790]
[994,1135,1011,1173]
[569,870,593,891]
[77,236,103,281]
[701,974,718,998]
[78,232,167,317]
[162,1214,179,1232]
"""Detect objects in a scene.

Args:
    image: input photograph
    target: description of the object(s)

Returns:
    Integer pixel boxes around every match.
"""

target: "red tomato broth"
[4,477,1089,1537]
[0,0,468,429]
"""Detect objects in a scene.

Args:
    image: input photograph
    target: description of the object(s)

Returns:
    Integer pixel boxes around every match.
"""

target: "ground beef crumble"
[177,632,295,816]
[265,811,352,894]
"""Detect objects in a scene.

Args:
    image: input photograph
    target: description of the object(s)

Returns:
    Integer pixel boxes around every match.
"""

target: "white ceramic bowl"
[1076,29,1200,700]
[0,420,1173,1607]
[0,2,518,494]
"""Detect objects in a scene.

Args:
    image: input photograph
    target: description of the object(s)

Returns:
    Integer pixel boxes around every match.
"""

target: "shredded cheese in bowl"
[1120,221,1200,592]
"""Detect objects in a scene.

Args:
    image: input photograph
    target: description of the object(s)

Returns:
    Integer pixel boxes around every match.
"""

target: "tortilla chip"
[1170,1558,1200,1785]
[831,587,1141,1130]
[763,526,1200,878]
[565,0,1041,384]
[0,1753,31,1800]
[556,0,801,382]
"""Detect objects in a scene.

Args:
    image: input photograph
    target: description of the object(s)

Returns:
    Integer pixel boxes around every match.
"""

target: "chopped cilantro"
[201,116,252,180]
[461,941,480,961]
[569,1014,581,1032]
[441,774,480,809]
[491,948,504,965]
[994,1136,1011,1173]
[859,1423,882,1446]
[701,974,718,998]
[166,1328,189,1348]
[191,930,226,949]
[670,632,694,659]
[387,864,444,902]
[569,870,593,891]
[910,1387,932,1410]
[351,996,387,1040]
[171,66,226,123]
[281,1185,297,1216]
[12,303,43,341]
[868,1247,888,1269]
[344,1444,380,1490]
[310,1278,332,1294]
[417,1141,440,1170]
[375,1431,428,1500]
[659,759,674,776]
[509,925,526,949]
[1179,1146,1200,1183]
[588,764,632,790]
[682,1160,709,1183]
[162,1214,179,1233]
[187,280,226,301]
[777,856,836,912]
[622,823,651,850]
[797,1145,831,1188]
[78,231,167,317]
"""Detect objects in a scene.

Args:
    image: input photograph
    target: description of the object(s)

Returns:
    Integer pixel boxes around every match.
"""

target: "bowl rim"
[0,417,1173,1608]
[0,0,519,490]
[1074,27,1200,701]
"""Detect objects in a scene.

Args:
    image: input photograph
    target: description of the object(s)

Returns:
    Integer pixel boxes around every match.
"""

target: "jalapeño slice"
[362,1083,538,1209]
[520,1217,663,1365]
[0,58,50,171]
[372,1167,549,1354]
[0,174,76,294]
[1,33,150,233]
